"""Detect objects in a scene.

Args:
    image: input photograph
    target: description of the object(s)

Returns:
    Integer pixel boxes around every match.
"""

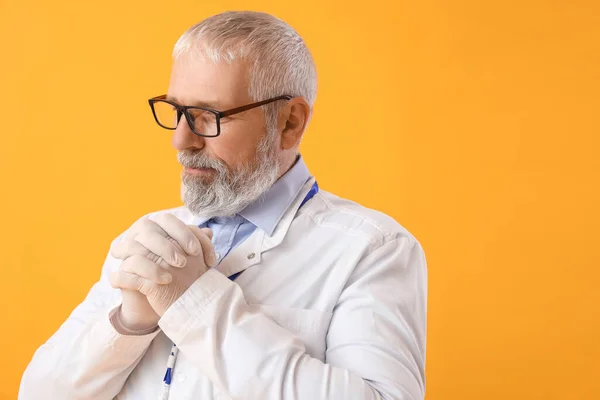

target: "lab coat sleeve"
[18,235,161,400]
[158,236,427,400]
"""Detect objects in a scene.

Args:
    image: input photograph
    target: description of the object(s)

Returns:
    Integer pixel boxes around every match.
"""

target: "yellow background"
[1,0,599,399]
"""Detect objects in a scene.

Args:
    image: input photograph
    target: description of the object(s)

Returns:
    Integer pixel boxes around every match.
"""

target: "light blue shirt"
[196,156,311,265]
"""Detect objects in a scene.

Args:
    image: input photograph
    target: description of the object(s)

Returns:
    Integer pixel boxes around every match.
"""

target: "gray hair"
[173,11,317,134]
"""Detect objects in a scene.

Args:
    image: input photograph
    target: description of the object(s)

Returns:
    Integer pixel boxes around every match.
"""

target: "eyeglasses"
[148,94,292,137]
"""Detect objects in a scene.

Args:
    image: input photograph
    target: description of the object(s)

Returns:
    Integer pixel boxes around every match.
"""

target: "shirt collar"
[240,155,310,236]
[191,155,311,236]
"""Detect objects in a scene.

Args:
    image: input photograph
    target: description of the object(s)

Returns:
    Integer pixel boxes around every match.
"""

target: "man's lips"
[183,166,215,175]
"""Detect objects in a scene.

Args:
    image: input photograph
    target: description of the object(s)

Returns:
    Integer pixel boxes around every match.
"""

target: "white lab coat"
[19,177,428,400]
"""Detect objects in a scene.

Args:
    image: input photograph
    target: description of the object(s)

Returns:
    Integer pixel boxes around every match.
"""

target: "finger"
[109,270,148,292]
[133,231,187,268]
[125,217,167,241]
[201,227,213,240]
[111,239,173,269]
[110,270,155,297]
[188,226,217,267]
[155,213,202,256]
[111,239,172,269]
[120,255,172,284]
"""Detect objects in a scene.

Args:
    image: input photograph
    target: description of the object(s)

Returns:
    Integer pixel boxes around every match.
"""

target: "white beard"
[178,133,281,219]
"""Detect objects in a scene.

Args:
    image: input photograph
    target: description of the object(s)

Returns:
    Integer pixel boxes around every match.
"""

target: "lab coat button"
[177,373,186,382]
[247,252,256,259]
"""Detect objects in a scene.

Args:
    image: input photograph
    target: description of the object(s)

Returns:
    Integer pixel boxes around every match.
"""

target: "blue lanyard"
[160,181,319,399]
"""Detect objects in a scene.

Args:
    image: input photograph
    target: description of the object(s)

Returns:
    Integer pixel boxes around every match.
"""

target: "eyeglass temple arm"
[220,95,292,117]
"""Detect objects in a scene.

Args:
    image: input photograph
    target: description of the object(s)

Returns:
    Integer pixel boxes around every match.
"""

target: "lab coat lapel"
[215,177,316,279]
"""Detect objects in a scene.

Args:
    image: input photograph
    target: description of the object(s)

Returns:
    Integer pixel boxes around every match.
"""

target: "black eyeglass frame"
[148,94,292,137]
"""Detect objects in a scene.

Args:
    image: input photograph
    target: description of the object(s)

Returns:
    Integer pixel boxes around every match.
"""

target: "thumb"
[187,225,216,267]
[200,227,213,240]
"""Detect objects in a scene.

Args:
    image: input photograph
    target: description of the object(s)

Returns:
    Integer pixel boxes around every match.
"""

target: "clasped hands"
[109,214,217,331]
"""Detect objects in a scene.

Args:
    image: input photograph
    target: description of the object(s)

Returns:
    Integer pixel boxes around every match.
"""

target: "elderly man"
[19,11,427,400]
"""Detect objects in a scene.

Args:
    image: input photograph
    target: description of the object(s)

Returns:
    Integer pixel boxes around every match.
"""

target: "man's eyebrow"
[165,96,222,110]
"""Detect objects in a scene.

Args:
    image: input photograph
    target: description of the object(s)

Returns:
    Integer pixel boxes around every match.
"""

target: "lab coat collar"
[214,176,317,280]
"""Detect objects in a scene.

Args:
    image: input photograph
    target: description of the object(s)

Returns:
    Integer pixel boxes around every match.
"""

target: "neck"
[277,152,300,180]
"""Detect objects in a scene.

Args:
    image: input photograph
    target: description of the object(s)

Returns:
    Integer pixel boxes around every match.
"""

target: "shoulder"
[298,189,422,251]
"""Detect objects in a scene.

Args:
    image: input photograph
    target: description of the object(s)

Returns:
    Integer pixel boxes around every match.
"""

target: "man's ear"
[278,97,311,150]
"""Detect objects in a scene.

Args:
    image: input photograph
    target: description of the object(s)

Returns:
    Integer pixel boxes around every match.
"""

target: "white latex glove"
[110,214,214,330]
[110,213,217,317]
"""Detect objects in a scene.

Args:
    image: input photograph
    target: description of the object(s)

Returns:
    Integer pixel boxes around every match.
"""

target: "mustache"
[177,150,228,172]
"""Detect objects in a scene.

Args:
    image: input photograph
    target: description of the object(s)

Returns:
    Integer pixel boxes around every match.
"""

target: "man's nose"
[171,115,206,151]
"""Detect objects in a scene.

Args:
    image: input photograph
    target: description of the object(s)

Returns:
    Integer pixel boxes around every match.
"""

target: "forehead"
[167,55,251,108]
